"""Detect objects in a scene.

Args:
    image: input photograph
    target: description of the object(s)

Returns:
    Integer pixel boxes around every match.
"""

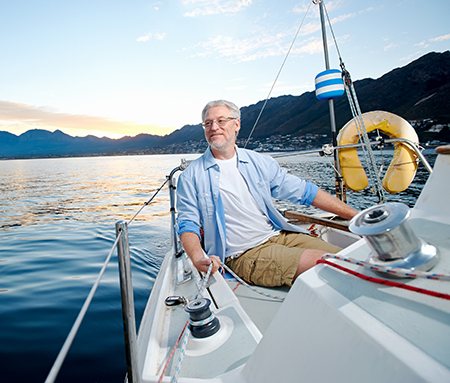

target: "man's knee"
[293,249,329,282]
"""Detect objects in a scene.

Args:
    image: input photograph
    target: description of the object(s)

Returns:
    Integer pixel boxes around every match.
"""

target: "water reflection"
[0,150,439,228]
[0,155,194,229]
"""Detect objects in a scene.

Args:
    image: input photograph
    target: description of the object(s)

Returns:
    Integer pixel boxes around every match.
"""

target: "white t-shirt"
[215,154,279,257]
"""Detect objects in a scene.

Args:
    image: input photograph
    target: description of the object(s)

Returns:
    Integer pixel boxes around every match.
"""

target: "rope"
[243,1,313,149]
[221,262,285,301]
[317,254,450,300]
[320,253,450,281]
[324,151,343,177]
[343,71,385,203]
[322,1,385,202]
[189,314,215,327]
[169,262,213,383]
[157,321,188,383]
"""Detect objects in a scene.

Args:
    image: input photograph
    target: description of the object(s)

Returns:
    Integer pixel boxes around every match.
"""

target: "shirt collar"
[203,146,250,170]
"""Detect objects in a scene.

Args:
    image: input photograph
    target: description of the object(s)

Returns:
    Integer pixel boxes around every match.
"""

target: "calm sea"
[0,149,437,383]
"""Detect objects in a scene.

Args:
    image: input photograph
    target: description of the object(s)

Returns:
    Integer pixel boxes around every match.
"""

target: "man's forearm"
[180,232,204,263]
[311,189,358,220]
[180,231,221,274]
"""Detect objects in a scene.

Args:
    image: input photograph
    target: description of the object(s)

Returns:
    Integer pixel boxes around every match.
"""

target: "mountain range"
[1,51,450,159]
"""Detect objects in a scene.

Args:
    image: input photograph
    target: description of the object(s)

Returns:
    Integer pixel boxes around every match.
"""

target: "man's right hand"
[193,255,221,274]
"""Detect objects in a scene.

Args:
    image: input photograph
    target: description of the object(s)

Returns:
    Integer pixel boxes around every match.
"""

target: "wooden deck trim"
[284,210,351,232]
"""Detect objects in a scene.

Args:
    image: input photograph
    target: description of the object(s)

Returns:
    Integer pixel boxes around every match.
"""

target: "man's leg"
[278,231,341,283]
[225,241,303,287]
[226,231,341,287]
[293,249,328,281]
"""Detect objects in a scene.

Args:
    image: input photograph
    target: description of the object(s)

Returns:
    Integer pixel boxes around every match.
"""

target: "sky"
[1,0,449,139]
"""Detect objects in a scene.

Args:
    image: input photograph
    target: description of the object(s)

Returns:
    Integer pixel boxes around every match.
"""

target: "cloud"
[186,0,354,62]
[384,43,398,51]
[136,32,166,42]
[183,0,252,17]
[137,33,153,42]
[299,21,322,36]
[191,29,329,63]
[413,34,449,50]
[429,34,450,42]
[155,33,167,40]
[330,12,355,24]
[0,101,173,138]
[294,0,347,19]
[414,41,430,49]
[191,33,288,62]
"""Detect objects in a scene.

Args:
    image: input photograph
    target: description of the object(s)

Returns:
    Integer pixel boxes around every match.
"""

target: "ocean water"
[0,149,437,383]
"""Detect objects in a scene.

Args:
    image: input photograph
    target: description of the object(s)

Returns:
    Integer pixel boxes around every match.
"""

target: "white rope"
[322,253,450,281]
[171,262,213,383]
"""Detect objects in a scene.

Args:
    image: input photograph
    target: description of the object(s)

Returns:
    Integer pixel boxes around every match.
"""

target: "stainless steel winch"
[349,202,439,277]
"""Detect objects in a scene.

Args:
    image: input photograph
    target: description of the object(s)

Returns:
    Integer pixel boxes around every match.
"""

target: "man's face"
[204,106,240,152]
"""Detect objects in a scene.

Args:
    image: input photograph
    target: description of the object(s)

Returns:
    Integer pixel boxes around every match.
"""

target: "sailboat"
[45,1,450,382]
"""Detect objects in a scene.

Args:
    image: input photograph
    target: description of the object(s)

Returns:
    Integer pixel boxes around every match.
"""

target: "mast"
[315,0,346,202]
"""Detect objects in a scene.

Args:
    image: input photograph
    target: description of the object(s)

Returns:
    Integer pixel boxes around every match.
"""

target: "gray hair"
[201,100,241,122]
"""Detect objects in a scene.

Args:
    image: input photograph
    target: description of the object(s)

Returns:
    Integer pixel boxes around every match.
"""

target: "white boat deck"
[241,152,450,383]
[137,150,450,383]
[225,281,288,334]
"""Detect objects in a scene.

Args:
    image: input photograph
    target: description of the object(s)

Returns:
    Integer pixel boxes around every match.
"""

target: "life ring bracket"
[336,111,426,194]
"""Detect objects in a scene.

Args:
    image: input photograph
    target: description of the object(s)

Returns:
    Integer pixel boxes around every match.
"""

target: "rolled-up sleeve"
[266,156,318,206]
[176,172,202,240]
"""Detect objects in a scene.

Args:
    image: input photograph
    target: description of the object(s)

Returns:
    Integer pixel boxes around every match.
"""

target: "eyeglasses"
[201,117,237,129]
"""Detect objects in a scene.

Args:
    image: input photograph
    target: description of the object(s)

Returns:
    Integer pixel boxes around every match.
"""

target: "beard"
[207,133,236,151]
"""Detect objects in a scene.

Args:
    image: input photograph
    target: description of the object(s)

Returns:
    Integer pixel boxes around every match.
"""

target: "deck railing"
[272,138,433,174]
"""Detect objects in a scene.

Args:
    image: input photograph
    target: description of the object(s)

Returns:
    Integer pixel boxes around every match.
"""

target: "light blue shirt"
[176,147,319,262]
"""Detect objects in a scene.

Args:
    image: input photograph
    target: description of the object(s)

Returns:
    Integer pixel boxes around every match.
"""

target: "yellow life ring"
[337,111,419,194]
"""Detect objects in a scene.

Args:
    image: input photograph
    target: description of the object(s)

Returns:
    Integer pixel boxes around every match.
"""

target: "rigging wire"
[243,1,313,148]
[323,1,385,202]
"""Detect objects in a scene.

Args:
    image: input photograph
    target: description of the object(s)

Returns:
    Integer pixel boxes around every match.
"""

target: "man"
[176,100,358,287]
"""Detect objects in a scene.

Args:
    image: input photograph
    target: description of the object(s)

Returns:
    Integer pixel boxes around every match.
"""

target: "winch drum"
[349,203,439,276]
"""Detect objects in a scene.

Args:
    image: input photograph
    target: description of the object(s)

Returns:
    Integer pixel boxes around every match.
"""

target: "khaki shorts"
[225,231,341,287]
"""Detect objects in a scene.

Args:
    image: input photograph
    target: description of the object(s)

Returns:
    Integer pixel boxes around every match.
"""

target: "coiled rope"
[159,258,286,382]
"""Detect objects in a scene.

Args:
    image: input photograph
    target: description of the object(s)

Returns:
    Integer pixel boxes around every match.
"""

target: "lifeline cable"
[46,169,178,383]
